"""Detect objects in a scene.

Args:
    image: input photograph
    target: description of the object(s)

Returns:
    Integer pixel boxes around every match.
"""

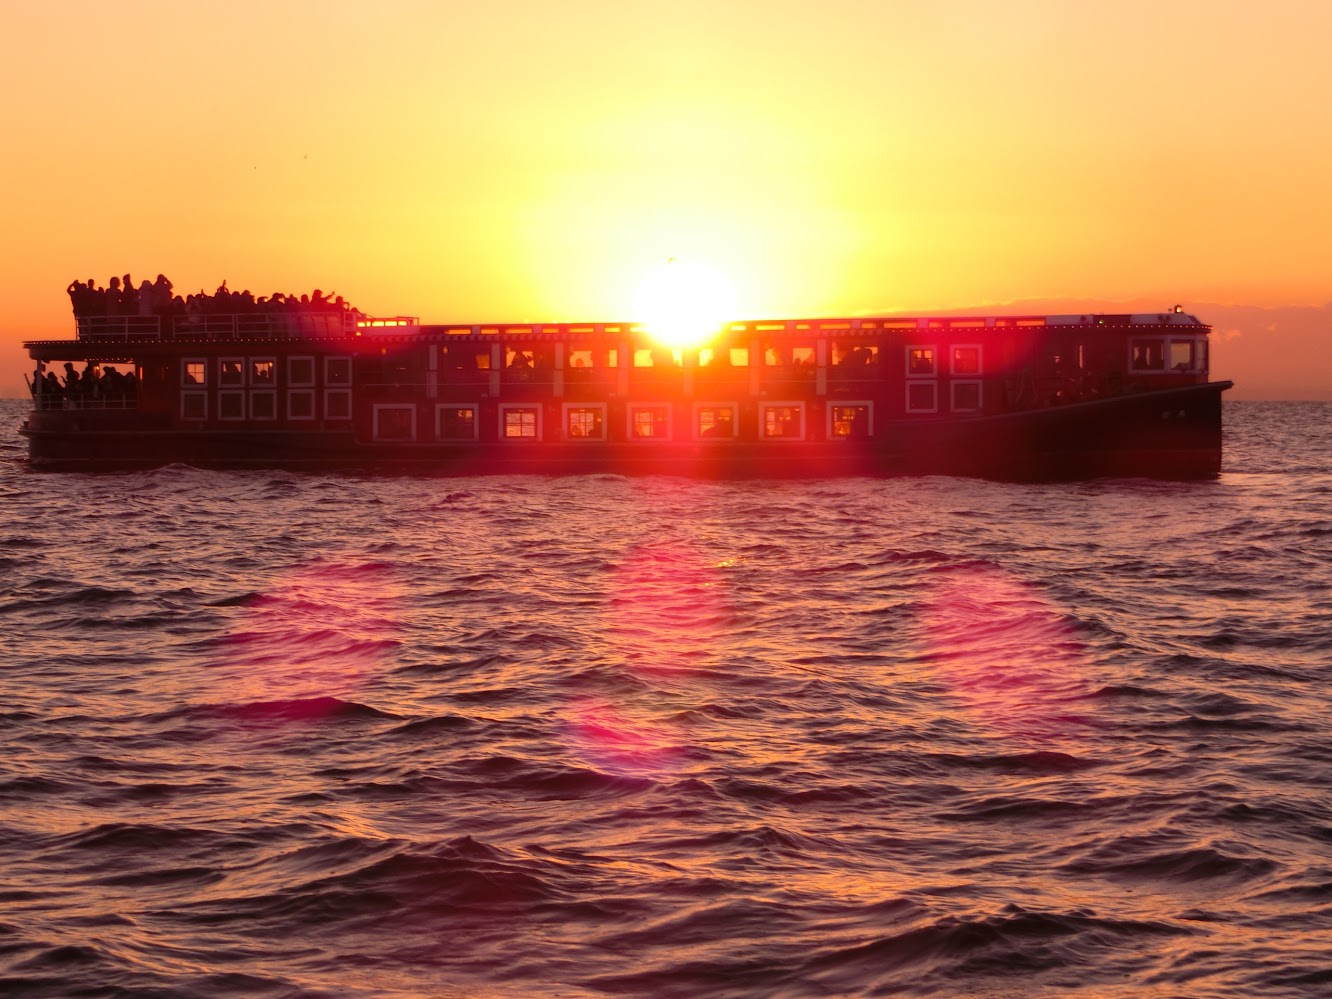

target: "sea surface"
[1,398,1329,999]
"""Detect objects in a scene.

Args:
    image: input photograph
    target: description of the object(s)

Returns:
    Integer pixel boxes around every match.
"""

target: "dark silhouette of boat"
[21,303,1230,478]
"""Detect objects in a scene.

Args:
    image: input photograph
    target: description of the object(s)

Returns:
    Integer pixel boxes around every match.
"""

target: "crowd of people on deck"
[67,273,358,322]
[32,359,137,403]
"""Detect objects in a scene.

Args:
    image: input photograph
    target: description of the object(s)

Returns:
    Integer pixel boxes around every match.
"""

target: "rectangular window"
[288,356,315,386]
[436,405,478,440]
[695,405,736,439]
[630,405,670,439]
[373,404,415,441]
[325,357,352,385]
[1170,339,1197,371]
[834,343,878,367]
[219,390,245,420]
[906,346,936,376]
[1130,339,1166,371]
[829,403,872,438]
[219,357,245,386]
[288,390,315,420]
[567,349,595,369]
[729,347,750,367]
[906,381,937,413]
[183,359,206,386]
[633,348,655,368]
[564,404,605,440]
[505,347,535,370]
[250,358,276,385]
[181,391,206,419]
[250,390,276,420]
[501,405,540,440]
[952,345,982,376]
[951,381,982,412]
[761,403,804,439]
[325,389,351,420]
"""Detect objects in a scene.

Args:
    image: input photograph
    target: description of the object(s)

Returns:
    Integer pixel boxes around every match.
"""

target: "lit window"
[696,405,736,438]
[505,347,535,370]
[567,349,595,369]
[830,403,871,438]
[633,348,654,367]
[631,405,670,439]
[183,359,206,385]
[502,406,539,439]
[762,403,804,439]
[729,347,750,367]
[437,406,477,440]
[834,343,878,367]
[219,358,244,386]
[906,347,936,376]
[952,346,981,376]
[565,406,604,440]
[251,359,275,384]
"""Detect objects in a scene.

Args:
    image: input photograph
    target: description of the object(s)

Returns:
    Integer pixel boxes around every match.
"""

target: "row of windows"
[370,386,979,443]
[1129,337,1206,373]
[181,389,351,421]
[181,356,352,387]
[446,343,982,375]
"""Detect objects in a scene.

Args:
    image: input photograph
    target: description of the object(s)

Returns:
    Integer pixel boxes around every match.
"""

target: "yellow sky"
[3,0,1330,396]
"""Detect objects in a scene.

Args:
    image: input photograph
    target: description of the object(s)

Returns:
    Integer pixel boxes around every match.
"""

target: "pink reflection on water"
[211,559,403,717]
[568,697,682,775]
[916,563,1092,742]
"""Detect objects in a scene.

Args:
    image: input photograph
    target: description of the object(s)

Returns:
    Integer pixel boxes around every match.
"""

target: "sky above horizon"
[2,0,1330,397]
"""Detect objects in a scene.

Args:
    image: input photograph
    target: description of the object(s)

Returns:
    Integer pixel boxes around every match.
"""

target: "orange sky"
[3,0,1330,398]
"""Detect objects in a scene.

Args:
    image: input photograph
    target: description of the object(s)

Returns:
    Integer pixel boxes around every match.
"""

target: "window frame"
[218,389,246,421]
[372,403,416,442]
[287,389,316,421]
[628,403,672,441]
[218,356,246,387]
[324,388,352,420]
[499,403,542,442]
[905,344,937,377]
[249,389,277,421]
[950,380,983,413]
[435,403,479,441]
[562,402,607,441]
[288,355,316,387]
[906,381,938,414]
[950,344,983,377]
[182,357,207,387]
[693,402,739,440]
[827,400,874,439]
[759,401,806,441]
[324,356,353,386]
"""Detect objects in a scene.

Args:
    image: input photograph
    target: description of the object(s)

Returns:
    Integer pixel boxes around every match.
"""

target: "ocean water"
[1,397,1329,999]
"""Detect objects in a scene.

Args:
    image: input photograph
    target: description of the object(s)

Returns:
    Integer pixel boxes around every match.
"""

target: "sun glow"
[633,258,737,351]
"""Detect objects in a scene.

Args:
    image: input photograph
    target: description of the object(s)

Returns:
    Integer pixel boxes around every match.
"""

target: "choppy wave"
[1,400,1330,997]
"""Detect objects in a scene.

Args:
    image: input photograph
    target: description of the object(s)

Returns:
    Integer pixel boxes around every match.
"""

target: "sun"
[633,258,737,351]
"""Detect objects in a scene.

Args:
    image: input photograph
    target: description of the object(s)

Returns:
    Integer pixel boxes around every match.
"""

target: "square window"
[325,389,351,420]
[762,403,804,439]
[951,381,982,412]
[631,405,670,439]
[830,403,872,438]
[181,391,207,419]
[250,391,276,420]
[250,359,275,385]
[374,405,415,441]
[502,406,539,440]
[183,359,206,386]
[325,357,352,385]
[565,405,605,440]
[288,390,315,420]
[952,346,981,376]
[219,358,245,386]
[696,405,736,439]
[289,356,315,386]
[906,346,936,376]
[219,391,245,420]
[437,406,477,440]
[906,382,937,413]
